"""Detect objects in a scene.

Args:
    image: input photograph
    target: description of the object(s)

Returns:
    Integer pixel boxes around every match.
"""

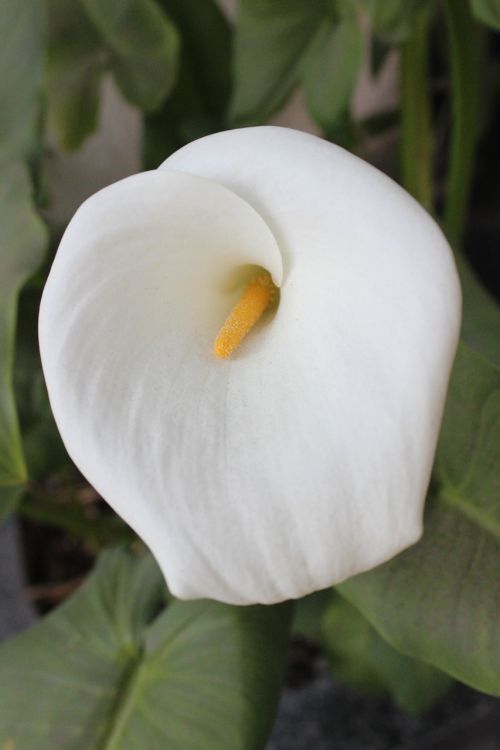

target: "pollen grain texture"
[213,272,277,359]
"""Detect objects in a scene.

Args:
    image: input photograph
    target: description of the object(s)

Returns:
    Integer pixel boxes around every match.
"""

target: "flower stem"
[399,7,433,212]
[442,0,485,247]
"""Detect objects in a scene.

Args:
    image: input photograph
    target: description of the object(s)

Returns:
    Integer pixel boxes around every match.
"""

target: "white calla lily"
[39,127,461,605]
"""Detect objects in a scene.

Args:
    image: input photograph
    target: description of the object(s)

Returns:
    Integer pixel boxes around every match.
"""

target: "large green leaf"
[322,598,451,713]
[301,11,362,140]
[0,0,43,159]
[0,548,292,748]
[437,343,500,532]
[0,161,47,500]
[45,0,105,150]
[82,0,179,112]
[339,343,500,695]
[46,0,179,150]
[143,0,231,168]
[459,256,500,367]
[229,0,330,125]
[470,0,500,29]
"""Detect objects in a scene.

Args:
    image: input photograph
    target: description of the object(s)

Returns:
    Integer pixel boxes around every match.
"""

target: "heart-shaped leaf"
[0,548,292,748]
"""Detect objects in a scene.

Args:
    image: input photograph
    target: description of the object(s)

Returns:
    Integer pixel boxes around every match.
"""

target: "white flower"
[39,127,461,605]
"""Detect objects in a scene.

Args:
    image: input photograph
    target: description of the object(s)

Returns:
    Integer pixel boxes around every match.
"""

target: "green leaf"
[0,0,46,510]
[292,589,333,640]
[230,0,330,125]
[339,343,500,696]
[322,598,451,713]
[0,0,43,159]
[161,0,232,117]
[46,0,180,150]
[143,0,231,168]
[14,288,71,479]
[301,12,362,139]
[0,161,47,502]
[358,0,424,43]
[437,343,500,532]
[0,548,292,748]
[82,0,180,112]
[45,0,105,150]
[458,256,500,368]
[470,0,500,29]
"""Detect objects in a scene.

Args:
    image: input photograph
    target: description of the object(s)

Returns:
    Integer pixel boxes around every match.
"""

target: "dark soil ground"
[268,640,500,750]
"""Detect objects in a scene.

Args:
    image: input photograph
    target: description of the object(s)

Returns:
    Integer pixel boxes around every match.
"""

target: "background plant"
[1,0,499,746]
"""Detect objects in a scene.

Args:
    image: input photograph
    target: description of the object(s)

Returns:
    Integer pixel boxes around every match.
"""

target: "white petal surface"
[160,129,461,603]
[41,128,461,605]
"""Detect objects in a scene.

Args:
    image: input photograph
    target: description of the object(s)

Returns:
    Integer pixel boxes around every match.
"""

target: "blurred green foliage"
[1,0,500,745]
[471,0,500,29]
[0,164,47,492]
[322,597,451,714]
[0,0,47,502]
[358,0,422,43]
[46,0,179,149]
[0,0,44,160]
[143,0,232,167]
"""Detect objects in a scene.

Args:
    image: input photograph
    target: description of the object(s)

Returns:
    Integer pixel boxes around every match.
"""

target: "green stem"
[442,0,485,247]
[400,8,433,211]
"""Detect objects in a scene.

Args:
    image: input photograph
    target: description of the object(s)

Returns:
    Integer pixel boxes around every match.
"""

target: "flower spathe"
[39,127,461,605]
